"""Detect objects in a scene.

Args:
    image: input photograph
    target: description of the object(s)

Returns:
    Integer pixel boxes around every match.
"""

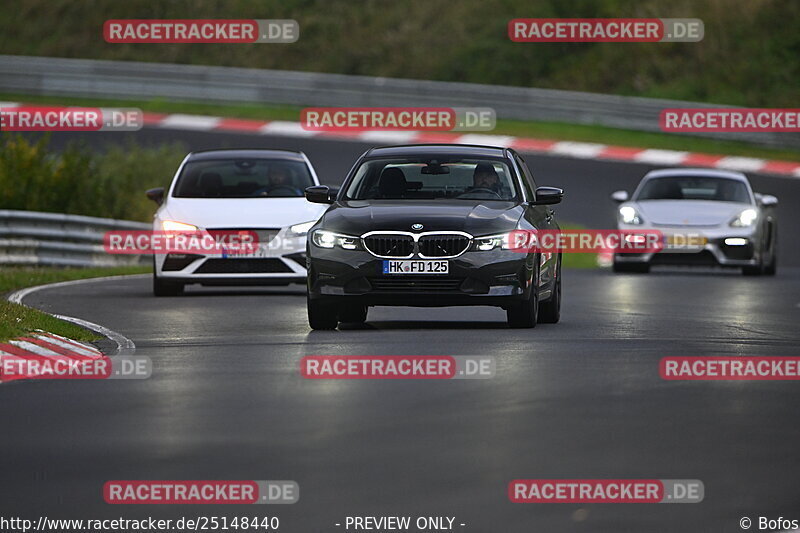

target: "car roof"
[643,168,749,182]
[186,149,307,162]
[365,144,508,159]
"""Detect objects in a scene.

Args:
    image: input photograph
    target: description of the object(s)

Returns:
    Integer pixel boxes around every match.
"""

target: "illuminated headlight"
[619,206,642,225]
[730,208,758,227]
[311,230,359,250]
[161,220,198,233]
[288,220,316,237]
[473,233,512,251]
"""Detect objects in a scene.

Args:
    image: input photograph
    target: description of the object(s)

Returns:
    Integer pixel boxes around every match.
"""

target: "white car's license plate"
[382,260,449,274]
[221,245,269,258]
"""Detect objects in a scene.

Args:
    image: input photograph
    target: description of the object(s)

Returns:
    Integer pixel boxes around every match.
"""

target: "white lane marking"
[634,149,689,165]
[715,156,766,172]
[260,121,319,137]
[7,275,142,355]
[551,141,606,159]
[456,134,516,147]
[0,101,20,109]
[33,334,100,358]
[358,130,419,143]
[159,114,221,130]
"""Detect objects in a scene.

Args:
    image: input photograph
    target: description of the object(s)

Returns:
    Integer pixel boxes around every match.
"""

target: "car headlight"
[161,220,198,233]
[730,208,758,227]
[473,233,512,251]
[619,206,642,225]
[288,220,316,237]
[311,230,360,250]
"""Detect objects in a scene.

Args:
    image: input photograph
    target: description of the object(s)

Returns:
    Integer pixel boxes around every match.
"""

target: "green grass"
[0,266,149,343]
[5,92,798,162]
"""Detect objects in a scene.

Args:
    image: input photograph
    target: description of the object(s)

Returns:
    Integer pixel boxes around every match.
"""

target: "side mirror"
[611,190,629,203]
[146,187,165,206]
[759,194,778,207]
[533,186,563,205]
[305,185,339,204]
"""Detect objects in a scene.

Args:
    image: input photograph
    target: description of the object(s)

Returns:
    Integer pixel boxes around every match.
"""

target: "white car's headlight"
[619,206,643,225]
[473,233,512,251]
[311,230,360,250]
[730,208,758,227]
[161,220,198,233]
[288,220,316,237]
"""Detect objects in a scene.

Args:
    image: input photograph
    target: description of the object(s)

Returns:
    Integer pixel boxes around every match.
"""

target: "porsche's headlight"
[473,233,512,251]
[288,220,316,237]
[311,230,360,250]
[619,206,642,225]
[161,220,198,233]
[730,208,758,227]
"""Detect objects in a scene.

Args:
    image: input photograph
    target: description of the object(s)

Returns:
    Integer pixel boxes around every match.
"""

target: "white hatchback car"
[146,149,327,295]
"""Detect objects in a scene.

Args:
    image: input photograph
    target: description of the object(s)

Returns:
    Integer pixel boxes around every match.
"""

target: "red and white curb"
[1,101,798,178]
[0,330,105,382]
[2,275,140,383]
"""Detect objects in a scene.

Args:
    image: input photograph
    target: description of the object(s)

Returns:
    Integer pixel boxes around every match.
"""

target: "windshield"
[173,159,314,198]
[636,176,751,203]
[345,158,518,201]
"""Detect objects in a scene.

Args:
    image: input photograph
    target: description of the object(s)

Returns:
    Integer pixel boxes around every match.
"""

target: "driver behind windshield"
[256,164,302,196]
[470,162,501,194]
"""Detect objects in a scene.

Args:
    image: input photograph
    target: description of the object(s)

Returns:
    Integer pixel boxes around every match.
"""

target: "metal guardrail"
[0,54,797,149]
[0,210,150,267]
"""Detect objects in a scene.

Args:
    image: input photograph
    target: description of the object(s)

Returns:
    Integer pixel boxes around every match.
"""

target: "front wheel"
[538,265,561,324]
[507,286,539,328]
[308,296,339,330]
[339,304,368,323]
[153,274,184,297]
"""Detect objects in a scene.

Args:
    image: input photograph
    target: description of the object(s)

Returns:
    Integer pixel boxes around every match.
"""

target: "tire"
[764,231,777,276]
[153,274,184,296]
[613,260,650,273]
[538,258,561,324]
[339,304,368,323]
[507,263,539,328]
[308,296,339,330]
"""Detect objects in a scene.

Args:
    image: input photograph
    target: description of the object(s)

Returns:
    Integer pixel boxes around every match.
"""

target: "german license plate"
[221,245,269,258]
[382,260,449,274]
[664,234,707,249]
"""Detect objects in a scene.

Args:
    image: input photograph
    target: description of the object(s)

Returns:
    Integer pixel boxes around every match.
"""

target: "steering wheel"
[456,187,503,199]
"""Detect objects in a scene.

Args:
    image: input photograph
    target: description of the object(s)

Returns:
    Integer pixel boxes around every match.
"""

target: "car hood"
[160,197,326,229]
[319,200,524,235]
[634,200,752,226]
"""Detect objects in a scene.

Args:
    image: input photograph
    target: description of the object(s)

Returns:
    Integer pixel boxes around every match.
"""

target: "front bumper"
[154,231,309,285]
[614,225,761,267]
[307,247,535,307]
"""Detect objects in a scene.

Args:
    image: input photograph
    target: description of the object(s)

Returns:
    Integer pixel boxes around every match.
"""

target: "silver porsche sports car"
[611,168,777,276]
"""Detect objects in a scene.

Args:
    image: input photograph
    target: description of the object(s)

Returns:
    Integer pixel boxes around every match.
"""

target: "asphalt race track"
[2,127,800,532]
